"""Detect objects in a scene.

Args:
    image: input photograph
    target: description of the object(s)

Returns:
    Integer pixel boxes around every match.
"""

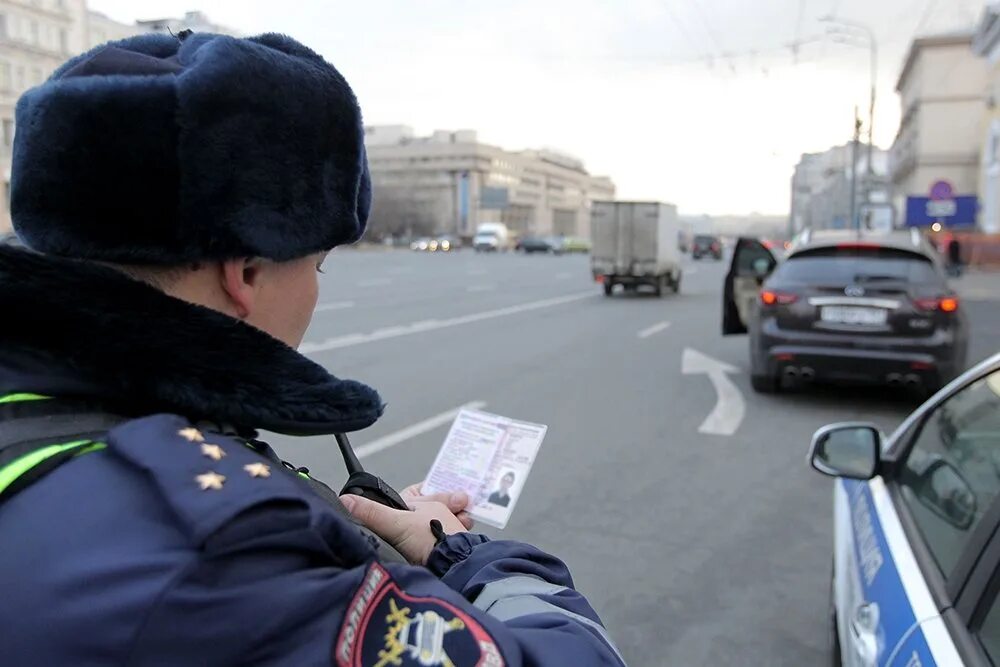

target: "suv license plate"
[820,306,887,326]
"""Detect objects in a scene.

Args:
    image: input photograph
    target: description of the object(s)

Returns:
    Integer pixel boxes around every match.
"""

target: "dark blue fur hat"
[11,31,371,264]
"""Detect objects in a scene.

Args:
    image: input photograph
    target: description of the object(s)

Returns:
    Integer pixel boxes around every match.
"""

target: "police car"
[810,351,1000,666]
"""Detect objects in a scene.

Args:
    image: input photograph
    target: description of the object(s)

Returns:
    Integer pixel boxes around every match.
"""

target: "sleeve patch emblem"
[335,563,505,667]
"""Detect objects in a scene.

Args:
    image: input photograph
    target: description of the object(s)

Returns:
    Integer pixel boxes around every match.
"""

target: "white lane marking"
[356,401,487,459]
[637,321,671,339]
[681,348,745,436]
[357,278,392,287]
[556,272,572,280]
[315,301,355,312]
[467,284,495,292]
[300,291,594,354]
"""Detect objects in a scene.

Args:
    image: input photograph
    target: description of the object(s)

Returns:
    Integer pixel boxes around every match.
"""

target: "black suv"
[723,229,968,394]
[691,234,722,260]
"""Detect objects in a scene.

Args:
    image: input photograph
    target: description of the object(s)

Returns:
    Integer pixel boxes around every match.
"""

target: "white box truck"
[473,223,512,252]
[590,201,682,297]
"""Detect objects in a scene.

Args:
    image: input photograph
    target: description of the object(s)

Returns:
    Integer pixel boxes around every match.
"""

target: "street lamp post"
[822,16,878,190]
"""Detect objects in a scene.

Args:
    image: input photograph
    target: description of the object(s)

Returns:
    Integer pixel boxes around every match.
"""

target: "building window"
[15,66,24,90]
[0,14,7,40]
[31,66,42,85]
[0,62,10,91]
[59,28,67,53]
[29,20,38,45]
[2,119,14,148]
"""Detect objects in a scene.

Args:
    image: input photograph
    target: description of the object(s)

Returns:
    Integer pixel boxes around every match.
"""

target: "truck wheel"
[653,278,663,298]
[751,373,779,393]
[671,272,681,293]
[603,281,613,297]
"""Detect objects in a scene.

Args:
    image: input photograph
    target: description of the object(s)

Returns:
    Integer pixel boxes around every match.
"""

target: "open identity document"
[422,408,547,529]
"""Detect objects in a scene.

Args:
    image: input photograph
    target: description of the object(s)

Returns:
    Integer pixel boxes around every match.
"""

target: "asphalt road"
[265,248,1000,667]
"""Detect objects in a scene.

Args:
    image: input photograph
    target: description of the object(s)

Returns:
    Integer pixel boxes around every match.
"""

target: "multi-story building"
[890,32,989,227]
[790,143,890,232]
[136,11,237,36]
[974,6,1000,233]
[0,5,235,234]
[364,125,615,239]
[1,0,87,230]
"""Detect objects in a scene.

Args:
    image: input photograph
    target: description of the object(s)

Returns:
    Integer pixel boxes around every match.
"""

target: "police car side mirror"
[809,423,881,480]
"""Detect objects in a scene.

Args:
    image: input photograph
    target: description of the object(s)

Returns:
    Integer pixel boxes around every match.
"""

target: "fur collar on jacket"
[0,246,383,434]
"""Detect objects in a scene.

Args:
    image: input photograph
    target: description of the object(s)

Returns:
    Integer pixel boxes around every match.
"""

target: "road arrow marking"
[682,348,745,436]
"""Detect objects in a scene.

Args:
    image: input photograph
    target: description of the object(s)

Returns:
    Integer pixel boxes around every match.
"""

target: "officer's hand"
[340,493,469,566]
[401,483,475,530]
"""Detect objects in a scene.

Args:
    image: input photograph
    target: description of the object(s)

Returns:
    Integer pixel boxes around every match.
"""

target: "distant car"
[561,236,591,254]
[518,236,563,255]
[691,234,723,260]
[473,232,501,252]
[410,237,432,252]
[810,352,1000,667]
[723,229,968,394]
[435,235,460,252]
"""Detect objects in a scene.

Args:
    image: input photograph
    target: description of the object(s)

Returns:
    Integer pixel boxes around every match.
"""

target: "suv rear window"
[774,247,941,285]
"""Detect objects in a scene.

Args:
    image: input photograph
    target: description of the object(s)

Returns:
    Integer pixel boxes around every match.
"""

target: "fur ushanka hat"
[11,31,370,264]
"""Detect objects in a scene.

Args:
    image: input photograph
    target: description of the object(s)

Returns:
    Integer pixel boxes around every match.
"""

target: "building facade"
[974,6,1000,233]
[364,125,615,240]
[0,5,235,234]
[790,143,890,233]
[889,32,989,227]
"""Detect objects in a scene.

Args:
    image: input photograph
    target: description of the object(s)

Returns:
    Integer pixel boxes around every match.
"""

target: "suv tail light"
[914,296,960,313]
[760,290,798,306]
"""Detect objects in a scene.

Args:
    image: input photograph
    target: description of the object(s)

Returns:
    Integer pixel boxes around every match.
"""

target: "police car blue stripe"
[842,477,962,666]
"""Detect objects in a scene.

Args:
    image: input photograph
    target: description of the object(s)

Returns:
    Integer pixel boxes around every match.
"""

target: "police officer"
[0,32,625,666]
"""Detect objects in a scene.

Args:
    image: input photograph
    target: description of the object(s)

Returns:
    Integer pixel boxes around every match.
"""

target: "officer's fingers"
[400,482,425,500]
[406,490,469,514]
[456,511,475,530]
[340,495,407,540]
[447,491,470,513]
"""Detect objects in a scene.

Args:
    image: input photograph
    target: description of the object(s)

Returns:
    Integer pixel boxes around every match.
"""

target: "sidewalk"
[953,268,1000,302]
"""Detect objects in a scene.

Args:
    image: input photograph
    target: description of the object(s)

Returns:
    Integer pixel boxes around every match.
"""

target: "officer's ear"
[219,258,263,320]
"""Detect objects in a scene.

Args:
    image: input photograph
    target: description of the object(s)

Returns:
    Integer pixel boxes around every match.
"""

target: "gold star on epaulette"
[244,462,271,478]
[196,472,226,491]
[200,443,226,461]
[178,427,204,443]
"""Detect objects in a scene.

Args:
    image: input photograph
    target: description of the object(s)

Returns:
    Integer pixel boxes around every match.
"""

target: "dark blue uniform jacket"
[0,247,625,666]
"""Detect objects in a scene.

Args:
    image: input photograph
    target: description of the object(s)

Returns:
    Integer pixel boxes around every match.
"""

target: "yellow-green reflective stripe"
[0,393,51,404]
[0,440,105,495]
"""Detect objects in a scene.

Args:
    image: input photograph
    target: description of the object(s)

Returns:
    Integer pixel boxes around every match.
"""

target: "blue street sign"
[904,195,978,227]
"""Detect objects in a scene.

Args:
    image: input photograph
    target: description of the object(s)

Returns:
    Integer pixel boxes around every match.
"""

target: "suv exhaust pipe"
[903,374,922,388]
[783,367,799,380]
[799,367,816,382]
[886,373,903,387]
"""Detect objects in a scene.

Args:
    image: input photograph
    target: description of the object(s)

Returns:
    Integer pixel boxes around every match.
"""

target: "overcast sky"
[89,0,988,216]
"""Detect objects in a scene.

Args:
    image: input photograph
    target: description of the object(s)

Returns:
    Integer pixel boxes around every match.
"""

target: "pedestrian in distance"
[0,31,625,666]
[948,235,963,277]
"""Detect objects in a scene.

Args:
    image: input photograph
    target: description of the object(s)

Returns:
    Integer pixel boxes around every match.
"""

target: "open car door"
[722,237,778,335]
